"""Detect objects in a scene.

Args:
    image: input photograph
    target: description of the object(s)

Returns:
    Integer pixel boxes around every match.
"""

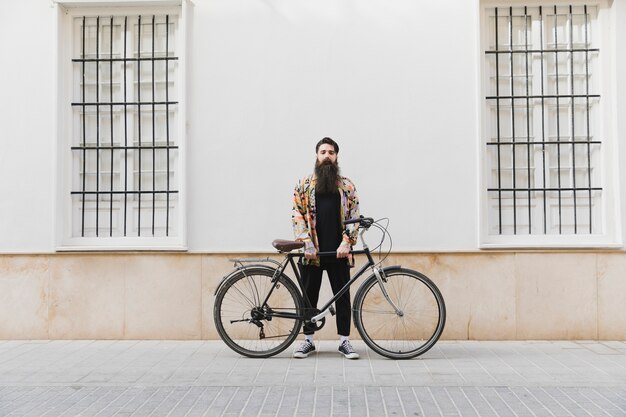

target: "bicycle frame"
[214,217,447,359]
[257,248,378,324]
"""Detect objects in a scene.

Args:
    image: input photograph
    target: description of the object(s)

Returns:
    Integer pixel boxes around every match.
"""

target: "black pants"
[299,260,351,336]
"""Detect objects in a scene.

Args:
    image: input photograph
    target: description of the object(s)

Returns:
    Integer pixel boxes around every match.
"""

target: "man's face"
[316,144,338,165]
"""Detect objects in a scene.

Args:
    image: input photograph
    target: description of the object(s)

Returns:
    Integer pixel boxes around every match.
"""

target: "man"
[292,137,360,359]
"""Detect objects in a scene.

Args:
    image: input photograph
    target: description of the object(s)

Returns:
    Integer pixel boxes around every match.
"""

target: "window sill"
[54,0,182,7]
[480,235,623,250]
[57,237,186,251]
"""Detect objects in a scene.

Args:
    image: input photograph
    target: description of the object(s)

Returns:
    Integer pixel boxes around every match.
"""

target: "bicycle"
[213,216,446,359]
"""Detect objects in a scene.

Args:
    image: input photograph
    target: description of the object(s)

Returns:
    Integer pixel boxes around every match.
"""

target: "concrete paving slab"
[0,340,625,416]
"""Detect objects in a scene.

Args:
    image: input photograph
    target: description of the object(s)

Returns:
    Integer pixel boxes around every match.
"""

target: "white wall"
[0,2,57,252]
[616,0,626,249]
[1,0,624,253]
[187,0,480,251]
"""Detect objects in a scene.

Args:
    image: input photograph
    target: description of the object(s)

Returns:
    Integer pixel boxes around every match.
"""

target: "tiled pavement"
[0,340,625,416]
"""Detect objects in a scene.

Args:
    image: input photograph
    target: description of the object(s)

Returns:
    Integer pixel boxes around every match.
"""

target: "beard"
[315,159,340,194]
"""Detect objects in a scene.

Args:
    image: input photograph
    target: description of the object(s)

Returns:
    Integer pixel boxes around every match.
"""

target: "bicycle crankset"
[307,309,326,331]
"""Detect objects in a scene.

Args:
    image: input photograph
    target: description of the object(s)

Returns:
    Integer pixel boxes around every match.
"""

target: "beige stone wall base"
[1,253,624,340]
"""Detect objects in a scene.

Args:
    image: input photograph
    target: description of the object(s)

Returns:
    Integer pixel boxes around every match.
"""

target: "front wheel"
[214,268,303,358]
[353,268,446,359]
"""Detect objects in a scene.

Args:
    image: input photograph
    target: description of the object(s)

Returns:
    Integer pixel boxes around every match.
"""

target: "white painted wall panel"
[1,0,624,252]
[0,1,56,252]
[616,0,626,249]
[187,0,480,251]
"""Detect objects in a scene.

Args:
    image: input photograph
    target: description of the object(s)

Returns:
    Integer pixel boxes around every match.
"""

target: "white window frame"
[478,0,622,249]
[53,0,188,250]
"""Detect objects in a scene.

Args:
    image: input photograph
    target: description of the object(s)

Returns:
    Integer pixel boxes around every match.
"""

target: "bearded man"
[291,137,361,359]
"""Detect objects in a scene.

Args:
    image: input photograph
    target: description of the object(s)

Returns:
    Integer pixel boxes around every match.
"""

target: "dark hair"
[315,137,339,153]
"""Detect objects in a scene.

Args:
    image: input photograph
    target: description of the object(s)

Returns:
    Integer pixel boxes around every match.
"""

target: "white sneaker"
[338,340,359,359]
[293,340,316,358]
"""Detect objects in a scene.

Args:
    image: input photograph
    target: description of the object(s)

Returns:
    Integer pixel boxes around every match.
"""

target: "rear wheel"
[353,268,446,359]
[214,268,303,358]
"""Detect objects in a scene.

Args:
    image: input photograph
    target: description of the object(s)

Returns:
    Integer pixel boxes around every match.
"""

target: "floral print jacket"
[292,174,360,264]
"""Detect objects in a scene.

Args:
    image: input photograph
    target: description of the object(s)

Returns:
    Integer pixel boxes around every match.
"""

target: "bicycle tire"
[213,267,303,358]
[353,267,446,359]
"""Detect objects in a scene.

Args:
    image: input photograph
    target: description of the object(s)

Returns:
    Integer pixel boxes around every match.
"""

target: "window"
[56,2,187,250]
[480,3,620,248]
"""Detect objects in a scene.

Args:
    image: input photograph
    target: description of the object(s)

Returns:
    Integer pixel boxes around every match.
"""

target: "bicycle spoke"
[240,275,260,307]
[355,270,445,359]
[358,309,399,315]
[215,269,303,358]
[389,275,403,307]
[359,315,392,336]
[224,282,257,309]
[402,277,420,309]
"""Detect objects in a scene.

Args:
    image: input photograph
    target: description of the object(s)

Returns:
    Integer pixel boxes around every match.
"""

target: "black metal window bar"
[71,15,179,238]
[485,5,602,235]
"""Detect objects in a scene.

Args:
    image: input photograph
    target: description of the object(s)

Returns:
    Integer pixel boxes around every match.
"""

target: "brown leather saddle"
[272,239,305,252]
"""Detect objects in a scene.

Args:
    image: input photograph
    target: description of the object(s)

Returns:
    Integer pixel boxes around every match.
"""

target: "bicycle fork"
[373,267,404,317]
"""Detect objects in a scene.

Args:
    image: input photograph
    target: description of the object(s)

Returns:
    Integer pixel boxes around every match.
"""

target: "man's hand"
[304,241,317,260]
[336,243,350,259]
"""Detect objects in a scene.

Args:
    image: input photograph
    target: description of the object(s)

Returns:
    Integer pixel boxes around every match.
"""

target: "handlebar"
[344,216,374,228]
[316,249,368,257]
[317,251,344,257]
[294,215,384,257]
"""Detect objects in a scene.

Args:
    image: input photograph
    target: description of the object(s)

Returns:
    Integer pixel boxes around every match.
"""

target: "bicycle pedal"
[329,306,335,316]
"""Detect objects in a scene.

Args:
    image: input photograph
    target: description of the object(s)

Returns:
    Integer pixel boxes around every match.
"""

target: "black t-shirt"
[315,191,343,262]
